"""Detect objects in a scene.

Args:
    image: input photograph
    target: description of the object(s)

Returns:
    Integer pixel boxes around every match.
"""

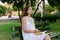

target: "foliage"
[45,4,56,13]
[12,6,18,11]
[54,12,60,19]
[34,12,50,31]
[41,13,56,22]
[42,13,53,21]
[48,0,60,7]
[34,12,41,21]
[48,0,60,11]
[0,6,7,16]
[1,0,36,11]
[41,12,60,22]
[36,20,50,31]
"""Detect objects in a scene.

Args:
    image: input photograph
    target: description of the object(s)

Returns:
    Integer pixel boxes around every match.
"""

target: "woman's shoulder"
[22,16,27,20]
[22,16,34,20]
[22,17,25,19]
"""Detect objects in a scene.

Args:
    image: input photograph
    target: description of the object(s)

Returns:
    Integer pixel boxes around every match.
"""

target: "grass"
[47,22,60,40]
[0,20,21,40]
[48,22,60,33]
[0,20,21,32]
[0,20,60,40]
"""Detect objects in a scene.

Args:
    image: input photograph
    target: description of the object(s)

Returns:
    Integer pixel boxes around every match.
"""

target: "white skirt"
[22,32,47,40]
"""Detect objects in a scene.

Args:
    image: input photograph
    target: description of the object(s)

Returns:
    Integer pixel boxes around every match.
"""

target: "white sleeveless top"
[22,16,47,40]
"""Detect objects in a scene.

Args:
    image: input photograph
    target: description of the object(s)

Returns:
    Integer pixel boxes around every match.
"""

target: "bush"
[0,6,7,16]
[41,12,60,22]
[36,20,50,31]
[45,4,56,13]
[12,6,18,11]
[54,12,60,19]
[34,12,50,31]
[41,13,57,22]
[34,12,41,21]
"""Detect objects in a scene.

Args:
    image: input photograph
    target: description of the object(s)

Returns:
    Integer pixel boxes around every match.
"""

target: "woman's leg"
[44,35,51,40]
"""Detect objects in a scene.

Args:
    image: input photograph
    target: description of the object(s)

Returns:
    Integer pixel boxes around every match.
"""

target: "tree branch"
[33,1,41,17]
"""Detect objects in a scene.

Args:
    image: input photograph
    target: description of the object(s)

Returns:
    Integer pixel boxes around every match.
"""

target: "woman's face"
[27,7,34,15]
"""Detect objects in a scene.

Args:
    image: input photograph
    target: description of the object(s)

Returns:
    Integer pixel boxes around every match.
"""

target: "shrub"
[34,12,41,21]
[12,6,18,11]
[54,12,60,19]
[41,13,57,22]
[45,4,56,13]
[36,20,50,31]
[0,6,7,16]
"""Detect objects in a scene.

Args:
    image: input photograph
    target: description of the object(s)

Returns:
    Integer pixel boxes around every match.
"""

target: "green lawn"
[48,22,60,33]
[47,22,60,40]
[0,20,21,40]
[0,20,60,40]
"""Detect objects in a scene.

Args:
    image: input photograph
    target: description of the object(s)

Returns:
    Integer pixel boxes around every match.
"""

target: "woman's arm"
[22,17,35,33]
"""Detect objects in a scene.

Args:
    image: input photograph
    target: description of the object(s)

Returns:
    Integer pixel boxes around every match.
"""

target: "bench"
[47,32,60,39]
[11,26,60,40]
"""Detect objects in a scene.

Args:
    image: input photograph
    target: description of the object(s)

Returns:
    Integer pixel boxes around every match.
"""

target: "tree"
[1,0,42,26]
[45,4,55,13]
[1,0,41,18]
[1,0,24,22]
[48,0,60,11]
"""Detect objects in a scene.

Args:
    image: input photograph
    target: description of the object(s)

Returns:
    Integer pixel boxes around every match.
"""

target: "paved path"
[0,16,19,21]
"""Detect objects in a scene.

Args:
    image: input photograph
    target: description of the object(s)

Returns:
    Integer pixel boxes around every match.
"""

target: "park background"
[0,0,60,40]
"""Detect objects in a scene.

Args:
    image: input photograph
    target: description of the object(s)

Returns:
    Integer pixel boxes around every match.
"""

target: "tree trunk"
[41,0,45,17]
[18,9,21,23]
[18,0,23,23]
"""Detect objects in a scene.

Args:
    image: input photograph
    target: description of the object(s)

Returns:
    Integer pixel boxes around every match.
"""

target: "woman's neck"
[28,14,31,17]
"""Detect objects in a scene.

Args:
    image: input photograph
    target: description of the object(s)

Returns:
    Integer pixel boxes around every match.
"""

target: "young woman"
[22,5,51,40]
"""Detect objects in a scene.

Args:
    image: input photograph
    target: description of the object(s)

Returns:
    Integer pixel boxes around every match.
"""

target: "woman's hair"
[22,5,30,17]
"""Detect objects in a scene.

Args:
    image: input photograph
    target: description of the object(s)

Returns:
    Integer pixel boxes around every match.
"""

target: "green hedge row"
[34,12,60,22]
[42,12,60,21]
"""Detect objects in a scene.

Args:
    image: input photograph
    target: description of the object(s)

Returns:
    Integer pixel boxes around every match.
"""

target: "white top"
[22,16,47,40]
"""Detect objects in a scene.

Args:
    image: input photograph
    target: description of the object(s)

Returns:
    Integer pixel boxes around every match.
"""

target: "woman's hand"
[34,29,40,33]
[34,29,43,35]
[36,29,40,32]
